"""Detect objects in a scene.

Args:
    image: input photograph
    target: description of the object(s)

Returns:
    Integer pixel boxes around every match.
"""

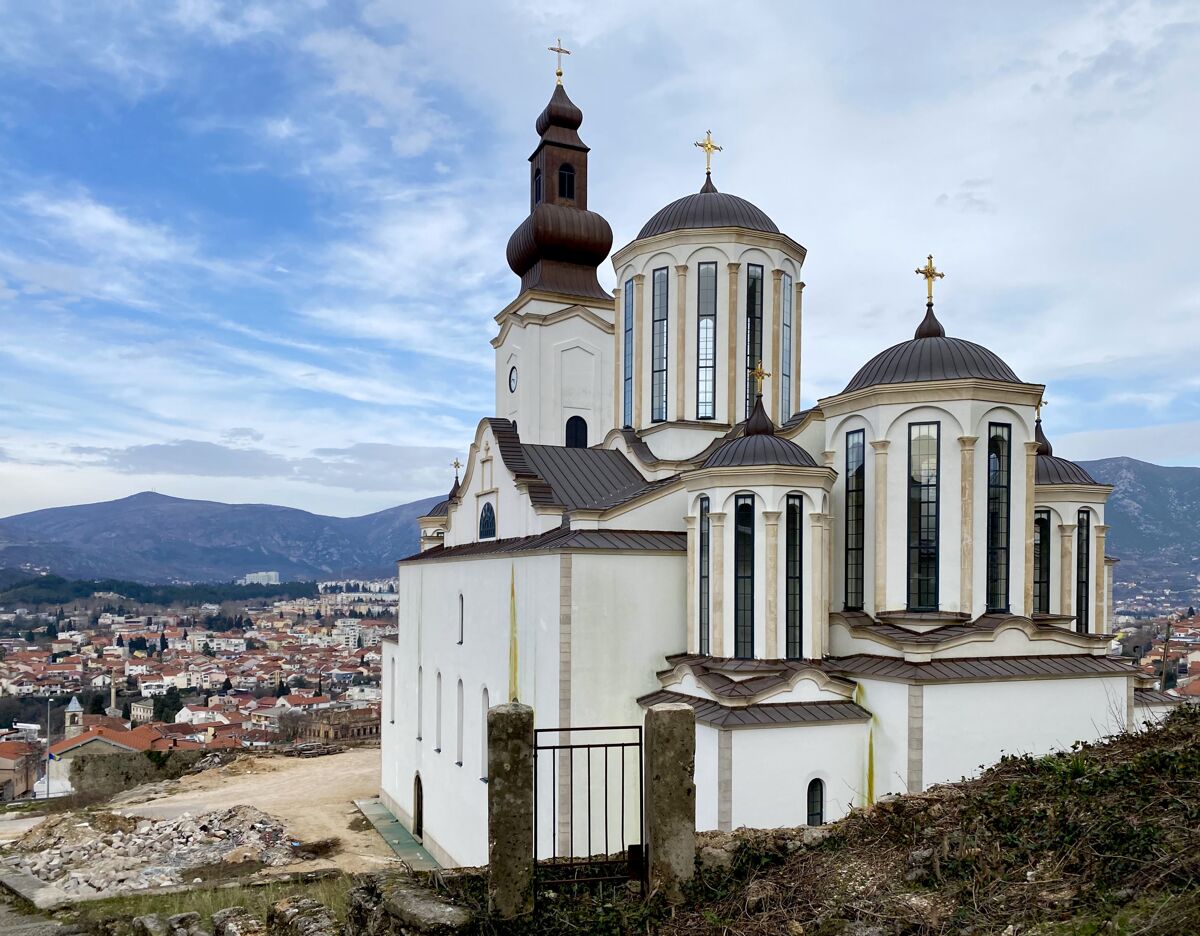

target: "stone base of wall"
[346,873,473,936]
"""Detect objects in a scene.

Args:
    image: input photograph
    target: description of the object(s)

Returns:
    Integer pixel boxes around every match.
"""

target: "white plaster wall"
[853,678,911,797]
[731,722,866,828]
[922,676,1128,786]
[695,723,719,831]
[383,552,561,868]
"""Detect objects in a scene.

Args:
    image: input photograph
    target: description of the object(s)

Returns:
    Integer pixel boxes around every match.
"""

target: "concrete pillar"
[793,281,804,417]
[1059,524,1076,621]
[1023,442,1040,616]
[487,703,534,920]
[958,436,977,617]
[725,263,740,425]
[685,515,698,654]
[612,286,622,425]
[770,268,783,421]
[764,510,781,659]
[809,513,825,659]
[1093,524,1108,633]
[675,264,688,420]
[710,512,726,656]
[644,703,696,904]
[633,274,645,427]
[870,440,890,614]
[1105,557,1117,634]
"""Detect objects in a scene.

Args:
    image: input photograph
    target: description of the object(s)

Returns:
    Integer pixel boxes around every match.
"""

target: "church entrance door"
[412,772,424,840]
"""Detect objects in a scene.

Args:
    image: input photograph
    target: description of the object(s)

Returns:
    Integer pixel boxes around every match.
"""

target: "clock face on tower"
[508,366,518,393]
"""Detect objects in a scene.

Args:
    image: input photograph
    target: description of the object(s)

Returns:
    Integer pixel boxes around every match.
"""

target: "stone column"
[793,281,804,417]
[725,263,740,425]
[770,268,783,421]
[1023,442,1040,616]
[1093,524,1108,634]
[633,274,645,427]
[870,440,890,614]
[763,510,781,659]
[958,436,977,617]
[612,286,622,425]
[487,703,534,920]
[710,512,726,656]
[644,703,696,904]
[1105,557,1117,634]
[1059,523,1076,620]
[809,513,825,659]
[685,515,698,654]
[675,264,688,420]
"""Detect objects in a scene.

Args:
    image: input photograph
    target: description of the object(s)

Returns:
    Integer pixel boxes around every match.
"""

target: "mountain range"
[0,491,440,583]
[0,458,1196,601]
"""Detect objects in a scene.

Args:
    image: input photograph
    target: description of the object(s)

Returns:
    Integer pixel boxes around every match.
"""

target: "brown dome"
[637,175,779,241]
[703,395,818,468]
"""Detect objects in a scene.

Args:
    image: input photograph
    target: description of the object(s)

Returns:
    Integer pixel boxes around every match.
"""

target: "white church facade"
[381,70,1169,869]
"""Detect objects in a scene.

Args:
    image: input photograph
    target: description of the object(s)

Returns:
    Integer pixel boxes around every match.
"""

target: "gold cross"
[452,458,462,477]
[694,129,723,175]
[1036,399,1048,419]
[547,38,571,85]
[750,360,771,396]
[915,254,945,303]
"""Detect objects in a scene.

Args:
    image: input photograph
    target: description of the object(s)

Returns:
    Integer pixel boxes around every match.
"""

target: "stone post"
[1023,441,1040,615]
[612,285,623,423]
[685,515,698,654]
[675,264,688,419]
[958,436,977,616]
[763,510,781,658]
[1093,524,1108,634]
[487,703,534,920]
[633,273,645,427]
[1059,524,1076,620]
[809,513,826,659]
[870,440,890,614]
[644,703,696,904]
[770,268,783,421]
[793,281,804,416]
[710,512,726,656]
[726,263,740,424]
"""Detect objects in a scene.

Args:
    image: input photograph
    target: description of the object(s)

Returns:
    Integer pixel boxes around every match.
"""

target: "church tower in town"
[493,49,615,447]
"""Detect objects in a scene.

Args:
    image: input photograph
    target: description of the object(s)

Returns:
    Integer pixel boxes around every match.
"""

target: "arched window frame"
[734,493,755,659]
[455,679,464,766]
[1033,508,1052,614]
[696,261,718,419]
[845,430,866,610]
[906,422,941,612]
[533,168,542,205]
[985,423,1012,612]
[698,495,710,655]
[457,594,464,645]
[1076,508,1091,634]
[479,503,496,540]
[558,163,575,200]
[807,778,825,825]
[565,415,588,448]
[434,671,442,753]
[785,493,803,660]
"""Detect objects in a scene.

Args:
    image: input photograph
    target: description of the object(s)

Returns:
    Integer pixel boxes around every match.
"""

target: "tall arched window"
[1033,509,1051,614]
[457,594,464,645]
[986,424,1011,611]
[651,267,669,421]
[1076,509,1091,634]
[785,494,803,660]
[807,778,825,825]
[435,671,443,752]
[780,272,794,411]
[565,416,587,448]
[416,666,423,740]
[734,494,755,658]
[479,503,496,539]
[845,430,865,610]
[907,423,940,611]
[744,264,764,416]
[622,280,634,427]
[698,495,710,655]
[455,679,464,766]
[558,163,575,200]
[696,262,717,419]
[389,657,396,724]
[533,168,542,205]
[480,687,490,781]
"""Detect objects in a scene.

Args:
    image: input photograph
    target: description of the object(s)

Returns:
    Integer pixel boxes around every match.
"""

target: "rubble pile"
[5,805,295,896]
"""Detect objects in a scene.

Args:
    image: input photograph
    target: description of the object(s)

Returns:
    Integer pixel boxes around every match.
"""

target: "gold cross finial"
[452,458,462,479]
[915,254,945,303]
[547,38,571,85]
[694,129,723,175]
[1036,398,1048,419]
[751,360,771,396]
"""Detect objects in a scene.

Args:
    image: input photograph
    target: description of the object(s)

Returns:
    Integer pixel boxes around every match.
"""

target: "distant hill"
[0,491,441,584]
[1078,457,1200,609]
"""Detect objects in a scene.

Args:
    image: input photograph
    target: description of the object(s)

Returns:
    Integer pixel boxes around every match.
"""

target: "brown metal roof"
[826,653,1135,683]
[1036,454,1101,486]
[400,527,686,563]
[1134,688,1182,706]
[636,176,779,240]
[638,689,870,728]
[843,325,1021,394]
[520,444,650,509]
[844,610,1111,645]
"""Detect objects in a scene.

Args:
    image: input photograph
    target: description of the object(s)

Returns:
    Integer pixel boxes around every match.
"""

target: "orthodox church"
[380,64,1170,869]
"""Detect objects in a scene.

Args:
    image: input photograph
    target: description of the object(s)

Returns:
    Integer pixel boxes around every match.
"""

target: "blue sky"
[0,0,1197,518]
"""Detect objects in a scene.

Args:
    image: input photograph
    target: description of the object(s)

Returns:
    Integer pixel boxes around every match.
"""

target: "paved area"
[354,798,440,871]
[112,747,395,873]
[0,816,46,844]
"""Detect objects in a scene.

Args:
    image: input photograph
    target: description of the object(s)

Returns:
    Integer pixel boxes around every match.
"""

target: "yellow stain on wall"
[508,564,519,702]
[855,681,876,806]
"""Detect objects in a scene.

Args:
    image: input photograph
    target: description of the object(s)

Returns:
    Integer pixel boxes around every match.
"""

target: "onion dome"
[505,83,613,301]
[703,394,817,468]
[843,301,1020,394]
[1034,418,1101,485]
[637,174,779,241]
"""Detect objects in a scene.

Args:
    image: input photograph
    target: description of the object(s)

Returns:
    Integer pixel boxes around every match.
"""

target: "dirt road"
[115,747,395,873]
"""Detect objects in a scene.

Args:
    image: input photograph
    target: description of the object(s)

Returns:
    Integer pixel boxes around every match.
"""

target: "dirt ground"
[110,747,395,873]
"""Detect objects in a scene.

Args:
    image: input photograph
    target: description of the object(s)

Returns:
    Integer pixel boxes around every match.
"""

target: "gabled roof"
[402,528,686,563]
[638,689,870,728]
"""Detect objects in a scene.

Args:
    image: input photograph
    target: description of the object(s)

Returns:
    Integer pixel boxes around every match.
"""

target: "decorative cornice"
[611,226,806,269]
[818,378,1045,416]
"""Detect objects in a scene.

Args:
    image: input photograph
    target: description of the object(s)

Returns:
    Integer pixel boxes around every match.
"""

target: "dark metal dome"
[703,395,818,469]
[637,175,779,241]
[843,302,1020,393]
[1034,419,1101,485]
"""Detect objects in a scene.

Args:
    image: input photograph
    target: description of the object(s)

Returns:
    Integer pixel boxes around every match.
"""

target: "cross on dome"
[694,129,723,175]
[750,360,771,396]
[915,254,945,303]
[547,37,571,85]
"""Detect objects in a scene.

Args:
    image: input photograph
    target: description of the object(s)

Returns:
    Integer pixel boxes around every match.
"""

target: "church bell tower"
[492,47,616,447]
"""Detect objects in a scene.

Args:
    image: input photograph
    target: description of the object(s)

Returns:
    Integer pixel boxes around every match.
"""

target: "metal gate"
[533,725,646,888]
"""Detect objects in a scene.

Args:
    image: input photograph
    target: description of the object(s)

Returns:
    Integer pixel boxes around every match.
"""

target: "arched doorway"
[565,415,587,448]
[413,772,424,840]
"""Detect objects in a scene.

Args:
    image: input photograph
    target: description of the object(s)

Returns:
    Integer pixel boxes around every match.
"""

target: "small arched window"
[558,163,575,200]
[389,657,396,724]
[435,671,443,752]
[455,679,464,766]
[416,666,423,740]
[533,168,543,205]
[807,778,825,825]
[457,594,464,645]
[479,503,496,539]
[480,687,490,781]
[565,415,587,448]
